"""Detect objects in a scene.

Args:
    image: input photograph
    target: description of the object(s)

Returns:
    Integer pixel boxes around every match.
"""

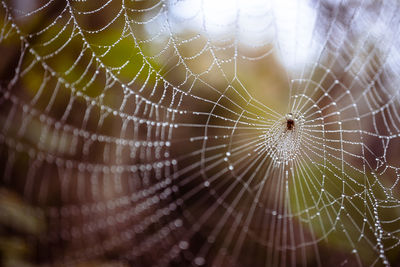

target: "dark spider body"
[286,118,295,131]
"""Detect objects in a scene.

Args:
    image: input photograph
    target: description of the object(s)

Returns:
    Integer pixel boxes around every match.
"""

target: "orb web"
[1,0,400,266]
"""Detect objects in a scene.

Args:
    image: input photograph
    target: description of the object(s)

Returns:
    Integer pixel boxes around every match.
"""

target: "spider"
[285,113,295,131]
[286,118,295,130]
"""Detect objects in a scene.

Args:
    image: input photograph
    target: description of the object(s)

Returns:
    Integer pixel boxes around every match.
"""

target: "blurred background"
[1,0,400,266]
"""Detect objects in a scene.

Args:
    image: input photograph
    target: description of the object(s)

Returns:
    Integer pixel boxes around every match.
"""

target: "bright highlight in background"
[167,0,319,71]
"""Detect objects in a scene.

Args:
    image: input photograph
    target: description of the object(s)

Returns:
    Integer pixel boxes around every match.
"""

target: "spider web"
[1,0,400,266]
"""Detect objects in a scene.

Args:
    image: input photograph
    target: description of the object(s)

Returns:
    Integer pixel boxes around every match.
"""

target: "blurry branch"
[0,188,45,267]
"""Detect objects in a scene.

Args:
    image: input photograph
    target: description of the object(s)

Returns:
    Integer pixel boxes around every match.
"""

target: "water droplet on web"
[194,257,205,266]
[179,241,189,250]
